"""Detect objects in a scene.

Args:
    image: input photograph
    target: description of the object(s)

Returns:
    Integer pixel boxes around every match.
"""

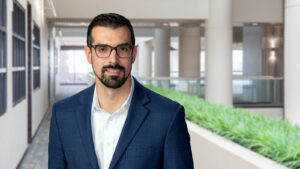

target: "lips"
[106,68,121,73]
[102,65,124,75]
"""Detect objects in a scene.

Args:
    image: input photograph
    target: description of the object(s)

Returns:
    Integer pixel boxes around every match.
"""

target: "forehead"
[91,26,131,45]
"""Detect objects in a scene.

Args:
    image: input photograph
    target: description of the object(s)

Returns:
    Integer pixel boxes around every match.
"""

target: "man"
[48,13,194,169]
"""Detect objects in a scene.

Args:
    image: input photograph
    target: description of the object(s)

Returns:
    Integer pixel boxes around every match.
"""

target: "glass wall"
[138,77,283,107]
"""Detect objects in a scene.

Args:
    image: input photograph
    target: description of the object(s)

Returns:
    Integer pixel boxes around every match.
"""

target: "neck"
[95,76,132,114]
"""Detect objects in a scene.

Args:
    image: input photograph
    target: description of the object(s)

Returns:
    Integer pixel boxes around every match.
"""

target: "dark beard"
[98,64,130,89]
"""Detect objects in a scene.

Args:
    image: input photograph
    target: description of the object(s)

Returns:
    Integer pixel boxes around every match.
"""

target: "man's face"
[85,26,137,89]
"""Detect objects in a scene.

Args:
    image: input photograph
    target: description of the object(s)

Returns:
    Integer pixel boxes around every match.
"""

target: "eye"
[118,46,130,52]
[96,46,108,53]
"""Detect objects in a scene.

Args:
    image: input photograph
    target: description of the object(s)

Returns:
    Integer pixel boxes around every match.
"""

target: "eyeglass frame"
[88,43,135,58]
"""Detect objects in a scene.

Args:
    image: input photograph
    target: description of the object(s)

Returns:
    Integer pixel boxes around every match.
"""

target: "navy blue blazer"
[48,78,194,169]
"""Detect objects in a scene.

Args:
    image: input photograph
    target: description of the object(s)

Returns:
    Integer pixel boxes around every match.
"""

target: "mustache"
[102,64,125,73]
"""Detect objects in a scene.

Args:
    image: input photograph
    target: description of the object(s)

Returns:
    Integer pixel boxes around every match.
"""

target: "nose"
[108,49,118,64]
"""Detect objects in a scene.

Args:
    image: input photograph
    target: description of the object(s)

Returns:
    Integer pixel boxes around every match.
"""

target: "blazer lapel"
[75,84,99,169]
[109,79,150,169]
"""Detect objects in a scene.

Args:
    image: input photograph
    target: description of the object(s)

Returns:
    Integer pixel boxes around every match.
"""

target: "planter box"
[186,121,288,169]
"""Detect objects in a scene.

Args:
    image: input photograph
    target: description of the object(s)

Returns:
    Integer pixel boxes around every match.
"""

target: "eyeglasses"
[89,44,134,58]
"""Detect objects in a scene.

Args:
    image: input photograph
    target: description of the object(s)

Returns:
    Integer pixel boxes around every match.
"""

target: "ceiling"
[44,0,282,46]
[44,0,203,38]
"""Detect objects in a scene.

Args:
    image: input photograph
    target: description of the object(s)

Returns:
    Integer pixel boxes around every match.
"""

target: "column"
[179,24,201,77]
[138,40,152,77]
[178,24,201,95]
[154,28,170,77]
[131,47,139,77]
[284,0,300,125]
[205,0,233,105]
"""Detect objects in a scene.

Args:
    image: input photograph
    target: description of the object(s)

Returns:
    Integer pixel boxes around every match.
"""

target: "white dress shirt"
[91,78,134,169]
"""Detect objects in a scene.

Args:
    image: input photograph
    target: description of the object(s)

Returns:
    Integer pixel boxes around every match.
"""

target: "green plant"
[145,85,300,169]
[89,72,95,76]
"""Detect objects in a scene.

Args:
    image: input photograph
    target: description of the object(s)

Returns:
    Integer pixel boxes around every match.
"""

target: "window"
[232,43,243,76]
[33,23,40,89]
[12,2,26,105]
[59,47,91,84]
[0,0,7,115]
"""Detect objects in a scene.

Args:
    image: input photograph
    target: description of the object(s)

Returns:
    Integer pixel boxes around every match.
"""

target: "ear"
[131,45,138,64]
[84,46,92,64]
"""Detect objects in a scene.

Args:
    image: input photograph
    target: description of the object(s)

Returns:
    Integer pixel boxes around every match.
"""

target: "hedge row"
[146,85,300,169]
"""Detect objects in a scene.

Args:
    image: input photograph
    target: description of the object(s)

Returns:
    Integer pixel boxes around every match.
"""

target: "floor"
[17,84,88,169]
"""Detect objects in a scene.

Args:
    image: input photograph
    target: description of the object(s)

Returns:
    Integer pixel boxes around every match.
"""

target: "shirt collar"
[92,76,135,113]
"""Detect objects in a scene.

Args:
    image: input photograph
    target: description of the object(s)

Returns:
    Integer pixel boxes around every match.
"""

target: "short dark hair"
[87,13,135,46]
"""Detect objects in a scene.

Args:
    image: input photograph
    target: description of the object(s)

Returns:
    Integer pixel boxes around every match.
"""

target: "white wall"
[49,27,57,104]
[187,121,288,169]
[232,0,283,23]
[31,0,50,137]
[243,108,284,119]
[0,0,50,168]
[0,1,28,168]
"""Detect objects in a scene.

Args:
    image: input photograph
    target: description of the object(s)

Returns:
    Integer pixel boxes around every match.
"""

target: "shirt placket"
[103,114,115,169]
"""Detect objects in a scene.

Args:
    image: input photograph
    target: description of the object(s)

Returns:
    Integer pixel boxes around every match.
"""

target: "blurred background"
[0,0,299,168]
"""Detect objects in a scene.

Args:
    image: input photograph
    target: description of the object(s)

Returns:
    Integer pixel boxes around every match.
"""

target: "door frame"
[27,2,32,144]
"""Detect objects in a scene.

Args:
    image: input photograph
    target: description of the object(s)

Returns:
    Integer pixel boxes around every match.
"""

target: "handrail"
[136,76,284,81]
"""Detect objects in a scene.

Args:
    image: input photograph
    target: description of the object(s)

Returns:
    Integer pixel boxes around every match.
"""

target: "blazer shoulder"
[53,85,94,112]
[141,85,182,111]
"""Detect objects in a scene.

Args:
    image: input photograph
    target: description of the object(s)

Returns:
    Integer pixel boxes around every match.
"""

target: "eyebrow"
[95,43,132,47]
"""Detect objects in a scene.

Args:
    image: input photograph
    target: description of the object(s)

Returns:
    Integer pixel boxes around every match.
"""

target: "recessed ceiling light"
[170,22,179,27]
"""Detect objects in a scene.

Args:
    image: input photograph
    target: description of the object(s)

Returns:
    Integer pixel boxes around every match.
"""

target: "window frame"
[33,22,40,90]
[0,0,7,115]
[12,1,26,106]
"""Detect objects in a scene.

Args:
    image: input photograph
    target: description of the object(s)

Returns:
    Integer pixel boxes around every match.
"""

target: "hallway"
[18,107,50,169]
[1,0,297,168]
[17,84,89,169]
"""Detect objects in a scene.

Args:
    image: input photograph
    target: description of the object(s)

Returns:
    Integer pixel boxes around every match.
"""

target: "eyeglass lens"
[95,45,132,58]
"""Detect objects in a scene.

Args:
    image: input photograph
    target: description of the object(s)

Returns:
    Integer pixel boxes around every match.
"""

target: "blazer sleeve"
[163,105,194,169]
[48,105,67,169]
